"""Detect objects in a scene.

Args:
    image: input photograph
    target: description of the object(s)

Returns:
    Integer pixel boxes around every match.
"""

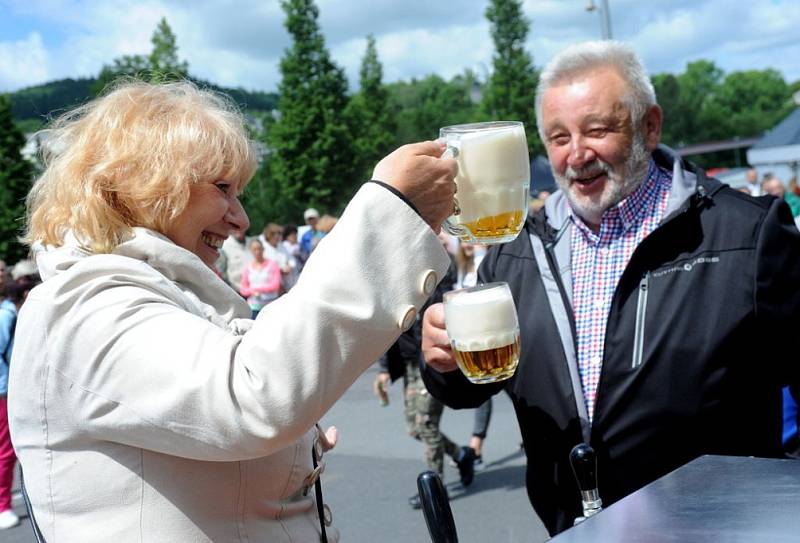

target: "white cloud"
[0,32,50,90]
[2,0,800,94]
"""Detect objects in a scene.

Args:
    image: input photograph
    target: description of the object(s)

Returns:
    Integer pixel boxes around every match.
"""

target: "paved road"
[2,365,548,542]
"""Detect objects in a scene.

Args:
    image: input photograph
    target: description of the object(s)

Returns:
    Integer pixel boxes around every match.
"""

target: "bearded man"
[420,40,800,536]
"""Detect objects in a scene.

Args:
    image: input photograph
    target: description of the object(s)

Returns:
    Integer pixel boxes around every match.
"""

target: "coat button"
[322,504,333,527]
[399,306,417,331]
[421,269,438,296]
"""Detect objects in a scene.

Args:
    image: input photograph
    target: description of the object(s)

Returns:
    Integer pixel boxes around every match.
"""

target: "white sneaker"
[0,509,19,529]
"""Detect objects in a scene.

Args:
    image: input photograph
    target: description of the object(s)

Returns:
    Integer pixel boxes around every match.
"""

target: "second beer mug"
[443,282,520,384]
[441,121,530,245]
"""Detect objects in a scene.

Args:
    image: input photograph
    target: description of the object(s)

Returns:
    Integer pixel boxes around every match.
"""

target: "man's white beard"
[554,131,651,226]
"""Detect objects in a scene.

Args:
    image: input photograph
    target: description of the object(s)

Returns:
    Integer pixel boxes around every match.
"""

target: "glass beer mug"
[441,121,530,245]
[443,282,521,384]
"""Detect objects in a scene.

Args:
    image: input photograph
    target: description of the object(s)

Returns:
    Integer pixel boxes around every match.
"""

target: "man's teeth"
[201,233,224,249]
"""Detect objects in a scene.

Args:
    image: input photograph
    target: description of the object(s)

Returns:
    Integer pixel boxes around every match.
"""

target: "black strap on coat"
[312,446,328,543]
[19,463,47,543]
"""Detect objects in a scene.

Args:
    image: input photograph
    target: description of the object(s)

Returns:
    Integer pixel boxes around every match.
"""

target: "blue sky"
[2,0,800,93]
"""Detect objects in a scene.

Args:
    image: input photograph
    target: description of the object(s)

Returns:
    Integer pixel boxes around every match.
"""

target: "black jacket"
[422,147,800,535]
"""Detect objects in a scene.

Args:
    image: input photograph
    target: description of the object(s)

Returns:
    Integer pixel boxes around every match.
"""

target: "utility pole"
[585,0,613,40]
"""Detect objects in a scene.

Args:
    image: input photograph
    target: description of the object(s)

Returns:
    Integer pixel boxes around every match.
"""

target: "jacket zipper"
[631,272,650,369]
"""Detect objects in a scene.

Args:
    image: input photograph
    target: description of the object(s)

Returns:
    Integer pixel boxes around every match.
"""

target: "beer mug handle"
[441,145,467,239]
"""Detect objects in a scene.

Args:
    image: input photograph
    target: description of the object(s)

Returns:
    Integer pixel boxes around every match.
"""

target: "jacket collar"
[35,227,252,328]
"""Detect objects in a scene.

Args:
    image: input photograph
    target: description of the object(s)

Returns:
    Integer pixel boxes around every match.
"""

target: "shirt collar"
[569,159,661,239]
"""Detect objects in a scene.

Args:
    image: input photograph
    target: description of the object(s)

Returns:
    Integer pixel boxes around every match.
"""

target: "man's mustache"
[564,160,613,181]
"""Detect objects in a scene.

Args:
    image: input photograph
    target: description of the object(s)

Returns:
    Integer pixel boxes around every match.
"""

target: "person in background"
[311,215,338,253]
[280,225,301,290]
[219,228,252,294]
[10,260,37,283]
[421,40,800,536]
[0,278,37,529]
[259,223,290,279]
[743,167,762,197]
[762,174,800,217]
[240,238,281,318]
[10,80,457,542]
[300,208,323,257]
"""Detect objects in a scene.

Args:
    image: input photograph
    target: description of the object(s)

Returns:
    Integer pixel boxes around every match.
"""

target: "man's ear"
[643,105,663,151]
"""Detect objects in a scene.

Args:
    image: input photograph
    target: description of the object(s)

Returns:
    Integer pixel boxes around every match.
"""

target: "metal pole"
[586,0,613,40]
[600,0,613,40]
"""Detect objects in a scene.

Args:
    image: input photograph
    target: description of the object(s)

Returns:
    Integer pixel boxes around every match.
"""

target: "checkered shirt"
[570,160,672,422]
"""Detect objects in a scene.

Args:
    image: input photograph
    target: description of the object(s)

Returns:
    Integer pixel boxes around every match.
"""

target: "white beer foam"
[452,330,518,352]
[445,286,518,346]
[453,125,530,223]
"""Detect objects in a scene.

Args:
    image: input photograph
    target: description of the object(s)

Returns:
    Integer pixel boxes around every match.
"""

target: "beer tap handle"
[417,470,458,543]
[569,443,602,522]
[570,443,597,491]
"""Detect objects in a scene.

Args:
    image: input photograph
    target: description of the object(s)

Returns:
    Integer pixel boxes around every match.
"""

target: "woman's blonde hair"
[25,79,258,254]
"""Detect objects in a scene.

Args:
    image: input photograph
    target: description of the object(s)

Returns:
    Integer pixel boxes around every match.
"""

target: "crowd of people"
[214,208,340,316]
[0,38,798,543]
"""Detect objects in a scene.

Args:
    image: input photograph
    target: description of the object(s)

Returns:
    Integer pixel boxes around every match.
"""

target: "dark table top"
[550,455,800,543]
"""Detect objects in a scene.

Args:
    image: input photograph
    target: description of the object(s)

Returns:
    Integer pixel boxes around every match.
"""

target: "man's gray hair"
[535,41,656,142]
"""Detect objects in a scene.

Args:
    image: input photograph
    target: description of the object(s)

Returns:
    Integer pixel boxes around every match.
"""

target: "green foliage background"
[0,95,33,263]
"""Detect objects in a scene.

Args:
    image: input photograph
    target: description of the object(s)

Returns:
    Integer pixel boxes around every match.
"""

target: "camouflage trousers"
[404,359,459,476]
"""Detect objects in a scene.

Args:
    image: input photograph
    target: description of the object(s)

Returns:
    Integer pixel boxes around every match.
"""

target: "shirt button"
[421,269,438,296]
[593,298,604,310]
[399,306,417,331]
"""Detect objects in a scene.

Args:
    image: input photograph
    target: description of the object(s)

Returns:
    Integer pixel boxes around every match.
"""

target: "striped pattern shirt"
[570,160,672,422]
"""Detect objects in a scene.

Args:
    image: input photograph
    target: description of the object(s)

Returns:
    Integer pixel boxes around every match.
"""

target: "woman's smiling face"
[163,179,249,268]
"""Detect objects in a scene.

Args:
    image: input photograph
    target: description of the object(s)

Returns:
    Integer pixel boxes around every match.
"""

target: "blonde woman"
[9,81,456,542]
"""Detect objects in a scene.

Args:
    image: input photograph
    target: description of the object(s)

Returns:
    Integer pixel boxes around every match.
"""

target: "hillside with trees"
[10,18,277,131]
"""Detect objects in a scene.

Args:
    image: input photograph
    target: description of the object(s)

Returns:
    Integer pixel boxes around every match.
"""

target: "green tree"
[149,17,189,83]
[482,0,542,155]
[712,69,793,138]
[0,95,34,263]
[92,17,189,95]
[651,73,682,147]
[676,60,724,145]
[653,62,795,167]
[345,35,396,182]
[388,73,482,144]
[263,0,356,223]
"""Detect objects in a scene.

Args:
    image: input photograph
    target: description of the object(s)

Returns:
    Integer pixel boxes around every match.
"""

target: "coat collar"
[35,227,252,330]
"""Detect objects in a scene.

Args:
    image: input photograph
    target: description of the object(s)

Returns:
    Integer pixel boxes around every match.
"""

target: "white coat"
[9,183,450,542]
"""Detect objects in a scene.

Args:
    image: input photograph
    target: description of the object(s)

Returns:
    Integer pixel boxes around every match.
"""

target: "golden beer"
[443,282,521,385]
[458,209,525,242]
[453,334,520,384]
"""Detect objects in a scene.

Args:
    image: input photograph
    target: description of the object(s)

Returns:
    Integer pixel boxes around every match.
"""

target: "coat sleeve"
[32,183,452,461]
[754,196,800,387]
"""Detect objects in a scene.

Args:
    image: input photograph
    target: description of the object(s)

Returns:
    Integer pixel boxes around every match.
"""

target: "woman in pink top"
[240,239,281,318]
